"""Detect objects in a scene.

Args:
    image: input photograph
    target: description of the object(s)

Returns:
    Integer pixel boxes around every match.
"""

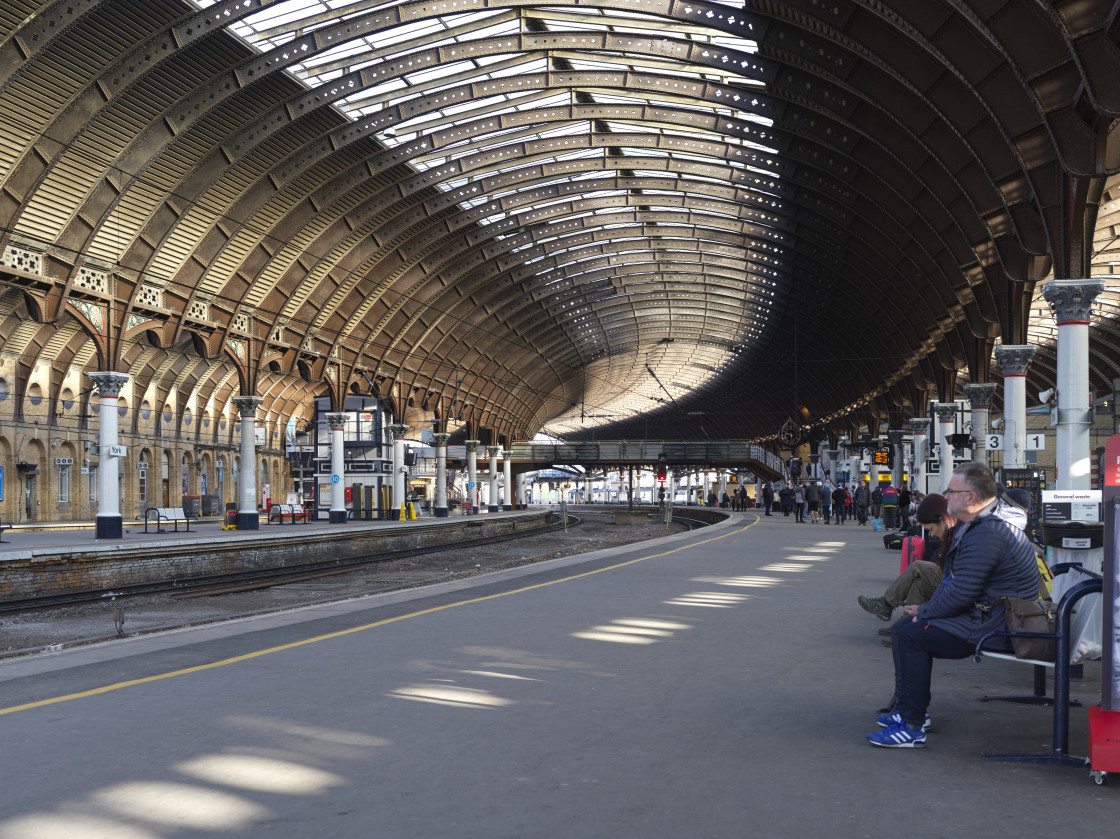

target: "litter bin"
[200,494,220,517]
[224,501,238,529]
[181,494,201,517]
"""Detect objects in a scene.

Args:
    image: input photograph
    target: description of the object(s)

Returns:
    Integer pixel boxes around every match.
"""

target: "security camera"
[1038,388,1055,404]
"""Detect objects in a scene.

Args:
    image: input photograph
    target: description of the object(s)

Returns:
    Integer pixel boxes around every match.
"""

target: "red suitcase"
[899,535,924,573]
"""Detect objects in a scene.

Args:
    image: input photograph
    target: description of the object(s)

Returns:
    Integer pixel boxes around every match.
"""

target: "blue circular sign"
[468,481,475,488]
[330,474,340,484]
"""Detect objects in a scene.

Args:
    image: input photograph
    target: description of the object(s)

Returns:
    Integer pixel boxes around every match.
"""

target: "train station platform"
[0,513,1111,837]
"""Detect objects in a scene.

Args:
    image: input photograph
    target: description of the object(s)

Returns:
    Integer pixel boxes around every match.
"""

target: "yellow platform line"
[0,514,760,716]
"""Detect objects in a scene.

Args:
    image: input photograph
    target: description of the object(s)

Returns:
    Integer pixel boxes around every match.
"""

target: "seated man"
[867,462,1041,749]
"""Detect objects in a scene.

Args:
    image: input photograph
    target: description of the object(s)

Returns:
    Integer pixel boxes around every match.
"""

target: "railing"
[506,441,784,474]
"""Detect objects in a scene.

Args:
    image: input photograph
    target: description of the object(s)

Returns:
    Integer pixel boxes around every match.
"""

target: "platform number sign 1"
[1026,433,1045,450]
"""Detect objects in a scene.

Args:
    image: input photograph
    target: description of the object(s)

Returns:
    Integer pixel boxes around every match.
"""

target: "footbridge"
[505,441,785,480]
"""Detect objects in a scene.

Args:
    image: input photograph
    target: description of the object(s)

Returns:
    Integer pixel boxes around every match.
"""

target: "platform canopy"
[0,0,1118,444]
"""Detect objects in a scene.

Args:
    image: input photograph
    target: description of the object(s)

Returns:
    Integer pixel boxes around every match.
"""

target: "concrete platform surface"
[0,513,1115,838]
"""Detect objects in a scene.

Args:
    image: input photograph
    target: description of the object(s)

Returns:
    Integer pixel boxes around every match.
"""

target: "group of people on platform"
[758,479,875,525]
[851,463,1043,749]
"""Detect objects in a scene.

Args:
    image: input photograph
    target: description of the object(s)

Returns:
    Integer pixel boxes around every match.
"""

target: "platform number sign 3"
[986,434,1003,450]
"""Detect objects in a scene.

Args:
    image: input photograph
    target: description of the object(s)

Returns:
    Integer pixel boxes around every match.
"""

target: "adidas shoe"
[876,710,931,732]
[858,595,894,621]
[867,720,926,748]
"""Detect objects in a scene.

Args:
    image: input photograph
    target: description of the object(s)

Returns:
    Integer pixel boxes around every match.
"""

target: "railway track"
[0,509,708,616]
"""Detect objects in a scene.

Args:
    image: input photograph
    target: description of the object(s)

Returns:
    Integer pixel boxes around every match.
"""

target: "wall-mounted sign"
[54,457,74,465]
[107,445,126,457]
[136,461,149,470]
[1027,433,1046,450]
[985,434,1003,450]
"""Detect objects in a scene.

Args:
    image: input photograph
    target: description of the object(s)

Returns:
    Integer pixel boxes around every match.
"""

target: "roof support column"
[936,404,957,493]
[388,424,408,520]
[433,433,450,517]
[963,383,996,468]
[503,454,513,511]
[326,413,349,524]
[487,446,501,513]
[466,440,480,513]
[910,418,930,495]
[1044,280,1105,490]
[995,345,1037,470]
[88,372,129,539]
[233,396,264,531]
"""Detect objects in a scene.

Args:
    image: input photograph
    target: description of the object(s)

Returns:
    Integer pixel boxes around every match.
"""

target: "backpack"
[899,536,924,573]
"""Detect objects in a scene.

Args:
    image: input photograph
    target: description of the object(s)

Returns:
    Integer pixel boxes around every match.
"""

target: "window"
[138,467,147,506]
[88,465,98,504]
[58,463,70,503]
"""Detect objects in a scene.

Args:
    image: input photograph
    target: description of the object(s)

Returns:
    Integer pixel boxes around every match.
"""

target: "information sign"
[330,474,340,484]
[1027,433,1046,450]
[1041,489,1101,523]
[107,445,126,457]
[985,434,1003,450]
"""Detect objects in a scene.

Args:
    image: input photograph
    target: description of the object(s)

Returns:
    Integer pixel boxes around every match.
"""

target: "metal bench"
[144,506,193,534]
[269,503,312,523]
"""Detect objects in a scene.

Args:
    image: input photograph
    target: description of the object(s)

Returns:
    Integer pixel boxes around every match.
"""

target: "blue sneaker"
[876,710,931,732]
[867,720,926,748]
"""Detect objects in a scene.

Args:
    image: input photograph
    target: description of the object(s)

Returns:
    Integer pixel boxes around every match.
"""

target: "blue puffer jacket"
[915,501,1041,645]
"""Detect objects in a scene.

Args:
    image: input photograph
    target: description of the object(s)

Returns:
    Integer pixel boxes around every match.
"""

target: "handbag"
[1002,596,1057,661]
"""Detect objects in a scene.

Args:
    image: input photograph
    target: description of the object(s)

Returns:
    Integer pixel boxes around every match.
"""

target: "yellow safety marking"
[0,514,760,716]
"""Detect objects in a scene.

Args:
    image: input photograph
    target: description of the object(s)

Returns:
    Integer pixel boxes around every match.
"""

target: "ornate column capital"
[994,344,1036,377]
[486,445,501,458]
[910,418,931,435]
[232,395,263,418]
[465,439,480,453]
[387,423,408,439]
[935,403,958,423]
[432,432,451,447]
[1043,278,1105,324]
[325,412,348,431]
[827,449,840,459]
[87,371,129,398]
[963,383,997,409]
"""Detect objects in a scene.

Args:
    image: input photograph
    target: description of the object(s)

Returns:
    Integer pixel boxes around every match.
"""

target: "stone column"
[466,440,480,513]
[232,395,264,530]
[326,412,348,524]
[910,418,930,495]
[935,404,957,493]
[388,423,408,520]
[503,453,513,510]
[516,472,527,507]
[433,433,450,517]
[88,371,129,539]
[963,382,996,462]
[1044,279,1106,490]
[994,344,1036,470]
[827,450,840,485]
[486,445,501,512]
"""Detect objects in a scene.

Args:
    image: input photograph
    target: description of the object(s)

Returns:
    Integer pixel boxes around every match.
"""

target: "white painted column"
[963,384,995,459]
[936,404,957,493]
[388,423,408,520]
[88,372,129,539]
[487,445,501,512]
[326,412,348,524]
[465,440,479,513]
[516,472,527,507]
[994,344,1036,470]
[1044,279,1105,489]
[503,453,513,510]
[433,432,450,517]
[231,396,263,530]
[827,449,839,485]
[910,418,930,495]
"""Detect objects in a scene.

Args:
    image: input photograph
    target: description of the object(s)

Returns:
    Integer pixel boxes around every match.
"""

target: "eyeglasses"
[943,488,972,496]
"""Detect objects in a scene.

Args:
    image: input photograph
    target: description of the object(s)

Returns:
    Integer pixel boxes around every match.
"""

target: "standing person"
[762,482,774,516]
[855,482,870,525]
[866,463,1041,748]
[780,484,792,516]
[881,482,899,529]
[805,481,820,523]
[820,482,832,524]
[833,484,848,524]
[897,483,912,531]
[794,483,806,522]
[870,485,883,520]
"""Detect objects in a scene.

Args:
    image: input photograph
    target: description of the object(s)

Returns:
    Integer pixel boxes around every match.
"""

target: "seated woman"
[858,494,956,621]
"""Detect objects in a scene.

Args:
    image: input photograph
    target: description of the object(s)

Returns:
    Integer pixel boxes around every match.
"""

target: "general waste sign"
[1041,490,1102,523]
